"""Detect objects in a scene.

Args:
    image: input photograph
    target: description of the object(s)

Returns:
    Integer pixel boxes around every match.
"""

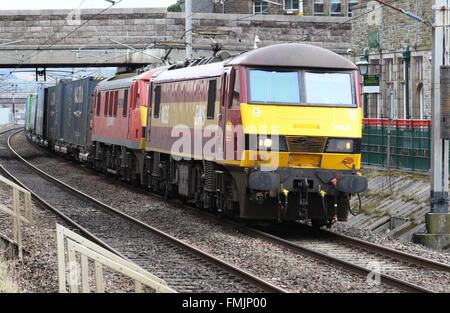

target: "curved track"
[2,129,287,293]
[11,128,450,293]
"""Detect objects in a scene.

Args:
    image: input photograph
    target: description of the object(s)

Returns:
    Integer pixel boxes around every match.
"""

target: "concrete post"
[414,1,450,250]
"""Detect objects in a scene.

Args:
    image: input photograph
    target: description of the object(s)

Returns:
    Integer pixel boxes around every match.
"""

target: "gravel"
[1,139,262,293]
[5,132,403,293]
[332,223,450,265]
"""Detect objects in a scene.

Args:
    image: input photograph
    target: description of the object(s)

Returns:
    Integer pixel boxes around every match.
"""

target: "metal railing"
[362,118,431,172]
[0,175,32,260]
[56,224,177,293]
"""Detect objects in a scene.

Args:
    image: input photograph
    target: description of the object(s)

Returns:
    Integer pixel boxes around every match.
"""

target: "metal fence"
[56,224,176,293]
[362,119,431,172]
[0,174,32,260]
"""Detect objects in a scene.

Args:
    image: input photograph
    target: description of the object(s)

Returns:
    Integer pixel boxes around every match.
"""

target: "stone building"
[187,0,360,17]
[352,0,432,120]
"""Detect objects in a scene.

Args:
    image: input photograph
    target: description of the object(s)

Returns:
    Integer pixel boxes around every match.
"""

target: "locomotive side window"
[304,72,354,107]
[207,79,217,119]
[96,92,101,116]
[113,90,118,117]
[118,90,124,111]
[104,91,109,116]
[232,70,240,107]
[136,87,140,109]
[154,85,161,118]
[123,89,129,117]
[108,92,113,116]
[248,69,300,104]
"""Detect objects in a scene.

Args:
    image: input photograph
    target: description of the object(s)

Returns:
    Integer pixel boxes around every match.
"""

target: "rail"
[56,224,176,293]
[7,130,286,293]
[0,174,32,260]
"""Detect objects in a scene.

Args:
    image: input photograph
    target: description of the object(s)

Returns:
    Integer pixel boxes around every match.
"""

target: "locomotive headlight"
[259,138,273,148]
[326,138,354,153]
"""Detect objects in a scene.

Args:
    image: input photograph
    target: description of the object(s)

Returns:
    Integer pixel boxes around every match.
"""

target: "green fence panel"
[362,119,431,172]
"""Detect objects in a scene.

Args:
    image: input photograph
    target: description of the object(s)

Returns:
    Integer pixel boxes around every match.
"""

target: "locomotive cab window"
[248,69,300,104]
[207,79,217,119]
[136,87,140,109]
[232,70,240,107]
[154,85,161,118]
[123,89,129,117]
[304,72,355,107]
[96,92,101,116]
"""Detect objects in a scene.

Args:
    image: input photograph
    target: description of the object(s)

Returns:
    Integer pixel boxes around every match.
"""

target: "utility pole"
[430,2,448,213]
[414,0,450,249]
[185,0,193,59]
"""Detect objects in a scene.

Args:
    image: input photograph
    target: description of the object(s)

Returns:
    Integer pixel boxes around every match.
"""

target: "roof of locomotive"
[226,43,356,70]
[97,75,135,91]
[153,44,355,83]
[97,67,167,91]
[153,62,225,83]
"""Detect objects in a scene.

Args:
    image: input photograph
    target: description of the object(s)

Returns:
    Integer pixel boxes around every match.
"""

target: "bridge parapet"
[0,8,351,68]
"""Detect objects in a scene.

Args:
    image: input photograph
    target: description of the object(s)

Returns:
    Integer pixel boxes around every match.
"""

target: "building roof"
[226,43,356,70]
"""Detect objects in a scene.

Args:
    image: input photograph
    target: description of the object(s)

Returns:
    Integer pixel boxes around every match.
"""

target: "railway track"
[243,224,450,293]
[11,129,450,293]
[1,129,287,293]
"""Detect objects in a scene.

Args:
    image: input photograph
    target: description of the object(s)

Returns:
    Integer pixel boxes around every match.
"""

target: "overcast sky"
[0,0,178,10]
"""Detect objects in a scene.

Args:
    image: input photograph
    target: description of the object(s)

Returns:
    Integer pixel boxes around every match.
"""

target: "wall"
[352,0,432,119]
[0,8,352,67]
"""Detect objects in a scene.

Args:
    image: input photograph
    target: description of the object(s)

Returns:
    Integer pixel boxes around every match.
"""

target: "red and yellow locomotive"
[91,43,367,226]
[28,43,367,227]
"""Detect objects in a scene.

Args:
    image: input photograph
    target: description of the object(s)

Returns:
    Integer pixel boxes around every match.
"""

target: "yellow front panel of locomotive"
[221,104,363,170]
[231,151,362,170]
[239,103,362,138]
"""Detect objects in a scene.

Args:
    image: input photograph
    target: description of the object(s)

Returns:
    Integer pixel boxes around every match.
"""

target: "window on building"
[385,58,394,82]
[330,0,342,16]
[419,84,424,119]
[348,0,359,17]
[414,56,423,81]
[413,56,424,119]
[253,1,268,15]
[368,59,380,118]
[284,0,300,10]
[383,58,394,118]
[313,0,324,15]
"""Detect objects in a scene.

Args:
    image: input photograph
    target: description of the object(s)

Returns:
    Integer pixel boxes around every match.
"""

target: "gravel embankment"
[5,132,404,293]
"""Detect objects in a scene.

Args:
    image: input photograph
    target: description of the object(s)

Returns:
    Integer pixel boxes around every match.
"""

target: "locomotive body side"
[91,68,164,183]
